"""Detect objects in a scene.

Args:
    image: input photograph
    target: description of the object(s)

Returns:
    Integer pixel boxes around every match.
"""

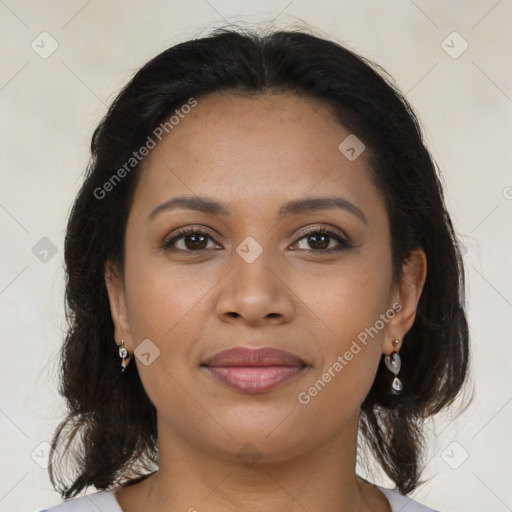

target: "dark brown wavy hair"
[48,26,471,498]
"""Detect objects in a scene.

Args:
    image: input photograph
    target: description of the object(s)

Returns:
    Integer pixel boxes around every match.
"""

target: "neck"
[138,411,390,512]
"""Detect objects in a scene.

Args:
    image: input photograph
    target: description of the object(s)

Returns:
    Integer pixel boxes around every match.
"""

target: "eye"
[292,227,352,253]
[161,225,352,254]
[161,227,221,252]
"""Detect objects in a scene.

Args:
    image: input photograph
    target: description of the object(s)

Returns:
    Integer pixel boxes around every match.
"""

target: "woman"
[39,26,470,512]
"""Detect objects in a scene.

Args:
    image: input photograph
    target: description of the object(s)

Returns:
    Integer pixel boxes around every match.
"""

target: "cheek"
[304,251,392,387]
[295,274,389,423]
[304,254,392,341]
[123,252,219,342]
[121,257,209,410]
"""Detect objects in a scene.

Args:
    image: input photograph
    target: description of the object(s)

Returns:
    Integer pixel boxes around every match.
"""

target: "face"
[106,93,424,463]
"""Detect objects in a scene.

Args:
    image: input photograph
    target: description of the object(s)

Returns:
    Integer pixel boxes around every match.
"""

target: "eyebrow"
[148,195,367,224]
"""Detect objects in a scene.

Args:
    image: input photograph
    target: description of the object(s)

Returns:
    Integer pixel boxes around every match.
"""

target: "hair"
[48,25,471,498]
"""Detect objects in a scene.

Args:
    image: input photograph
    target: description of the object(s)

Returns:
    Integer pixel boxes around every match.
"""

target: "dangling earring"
[384,339,403,394]
[118,339,129,373]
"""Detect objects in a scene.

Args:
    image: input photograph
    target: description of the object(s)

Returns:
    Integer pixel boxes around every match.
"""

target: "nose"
[215,245,295,327]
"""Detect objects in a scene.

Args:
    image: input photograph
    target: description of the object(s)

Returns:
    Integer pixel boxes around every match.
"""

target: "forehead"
[131,93,383,220]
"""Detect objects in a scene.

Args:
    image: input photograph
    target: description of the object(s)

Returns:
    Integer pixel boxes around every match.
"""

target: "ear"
[104,260,133,360]
[383,248,427,355]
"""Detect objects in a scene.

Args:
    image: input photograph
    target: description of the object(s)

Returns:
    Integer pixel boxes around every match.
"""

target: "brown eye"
[162,228,220,252]
[293,228,351,253]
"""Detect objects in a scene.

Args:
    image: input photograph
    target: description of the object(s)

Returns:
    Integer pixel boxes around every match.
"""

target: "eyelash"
[160,225,352,254]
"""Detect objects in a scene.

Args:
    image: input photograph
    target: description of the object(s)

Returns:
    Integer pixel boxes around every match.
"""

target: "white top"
[38,485,439,511]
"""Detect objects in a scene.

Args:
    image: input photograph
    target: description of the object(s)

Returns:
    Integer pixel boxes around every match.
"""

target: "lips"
[201,347,307,393]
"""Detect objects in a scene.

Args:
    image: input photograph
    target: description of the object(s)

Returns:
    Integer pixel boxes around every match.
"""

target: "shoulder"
[36,489,122,512]
[378,486,440,512]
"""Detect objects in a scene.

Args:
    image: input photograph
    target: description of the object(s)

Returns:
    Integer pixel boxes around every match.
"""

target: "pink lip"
[202,347,307,393]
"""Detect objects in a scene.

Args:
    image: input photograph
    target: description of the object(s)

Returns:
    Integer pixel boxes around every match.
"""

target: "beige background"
[1,1,511,511]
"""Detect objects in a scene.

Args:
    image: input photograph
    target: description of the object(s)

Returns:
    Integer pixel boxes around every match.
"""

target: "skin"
[105,92,426,512]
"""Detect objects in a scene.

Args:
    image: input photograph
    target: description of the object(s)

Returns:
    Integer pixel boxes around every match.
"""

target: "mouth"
[201,346,308,394]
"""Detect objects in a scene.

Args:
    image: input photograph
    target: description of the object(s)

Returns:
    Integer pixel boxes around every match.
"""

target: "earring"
[118,339,129,373]
[384,339,403,394]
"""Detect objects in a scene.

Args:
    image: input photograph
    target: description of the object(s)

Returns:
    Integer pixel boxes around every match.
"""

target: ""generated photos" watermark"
[297,302,402,405]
